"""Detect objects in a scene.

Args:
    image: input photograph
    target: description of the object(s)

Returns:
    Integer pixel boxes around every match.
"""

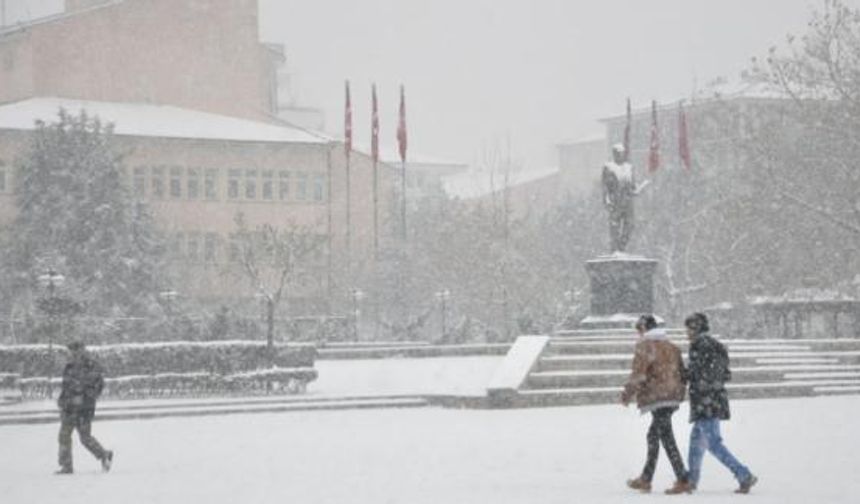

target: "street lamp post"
[252,292,277,364]
[37,270,65,399]
[159,290,178,315]
[435,289,451,340]
[351,288,364,342]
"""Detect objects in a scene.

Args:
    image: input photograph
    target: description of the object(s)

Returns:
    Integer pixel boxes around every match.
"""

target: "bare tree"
[230,213,326,358]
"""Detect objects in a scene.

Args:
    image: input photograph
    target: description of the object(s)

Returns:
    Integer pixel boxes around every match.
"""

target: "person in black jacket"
[56,341,113,474]
[684,313,756,494]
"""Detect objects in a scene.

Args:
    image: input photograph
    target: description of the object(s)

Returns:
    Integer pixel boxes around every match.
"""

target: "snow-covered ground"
[1,396,858,504]
[310,356,503,397]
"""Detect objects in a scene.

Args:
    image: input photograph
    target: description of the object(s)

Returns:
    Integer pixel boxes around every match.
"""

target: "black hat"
[635,314,658,331]
[684,313,709,333]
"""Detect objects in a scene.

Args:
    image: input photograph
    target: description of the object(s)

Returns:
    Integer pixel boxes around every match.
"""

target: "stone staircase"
[488,329,860,408]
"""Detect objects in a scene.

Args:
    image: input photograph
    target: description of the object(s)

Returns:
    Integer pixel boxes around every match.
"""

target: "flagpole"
[345,153,351,278]
[344,80,353,286]
[326,144,333,305]
[401,159,407,240]
[371,84,380,340]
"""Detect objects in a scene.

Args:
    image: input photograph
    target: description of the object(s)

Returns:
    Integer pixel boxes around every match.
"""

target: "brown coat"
[621,331,686,412]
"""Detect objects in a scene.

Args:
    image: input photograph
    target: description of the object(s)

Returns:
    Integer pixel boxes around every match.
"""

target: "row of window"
[169,232,326,264]
[132,166,328,203]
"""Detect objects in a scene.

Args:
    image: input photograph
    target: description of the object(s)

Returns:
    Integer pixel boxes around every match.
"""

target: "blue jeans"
[687,419,752,486]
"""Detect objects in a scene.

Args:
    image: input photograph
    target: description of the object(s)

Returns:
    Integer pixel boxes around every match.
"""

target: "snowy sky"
[258,0,828,169]
[0,0,838,170]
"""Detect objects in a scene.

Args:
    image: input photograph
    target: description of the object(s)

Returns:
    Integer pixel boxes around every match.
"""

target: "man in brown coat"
[621,315,691,495]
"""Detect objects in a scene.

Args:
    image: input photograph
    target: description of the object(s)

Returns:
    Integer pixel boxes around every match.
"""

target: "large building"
[0,0,278,122]
[0,0,403,316]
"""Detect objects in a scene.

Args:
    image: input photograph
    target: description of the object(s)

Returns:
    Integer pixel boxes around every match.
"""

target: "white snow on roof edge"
[0,97,330,145]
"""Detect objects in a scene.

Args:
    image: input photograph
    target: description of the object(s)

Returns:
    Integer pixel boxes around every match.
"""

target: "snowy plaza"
[4,0,860,503]
[1,395,858,504]
[2,355,860,504]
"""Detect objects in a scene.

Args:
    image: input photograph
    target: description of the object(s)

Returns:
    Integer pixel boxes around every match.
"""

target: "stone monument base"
[580,253,659,330]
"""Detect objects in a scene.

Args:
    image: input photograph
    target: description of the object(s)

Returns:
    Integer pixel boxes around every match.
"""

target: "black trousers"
[640,407,687,482]
[58,406,107,470]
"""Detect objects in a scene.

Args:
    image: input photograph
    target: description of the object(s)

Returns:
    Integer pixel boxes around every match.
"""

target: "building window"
[228,169,240,199]
[169,166,182,198]
[296,172,308,201]
[228,238,240,262]
[151,166,165,199]
[205,168,218,200]
[204,233,218,262]
[186,232,200,261]
[278,171,290,201]
[171,232,184,257]
[133,166,146,198]
[0,160,7,193]
[187,168,200,200]
[245,169,258,200]
[262,170,274,200]
[313,174,325,202]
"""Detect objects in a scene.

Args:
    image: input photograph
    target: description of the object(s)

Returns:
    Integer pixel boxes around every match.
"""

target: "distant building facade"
[0,0,277,122]
[0,98,399,314]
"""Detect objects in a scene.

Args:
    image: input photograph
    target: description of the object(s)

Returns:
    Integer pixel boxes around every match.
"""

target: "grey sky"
[259,0,829,169]
[0,0,833,169]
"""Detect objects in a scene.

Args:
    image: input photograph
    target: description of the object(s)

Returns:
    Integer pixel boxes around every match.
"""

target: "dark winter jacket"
[686,333,731,422]
[58,353,105,411]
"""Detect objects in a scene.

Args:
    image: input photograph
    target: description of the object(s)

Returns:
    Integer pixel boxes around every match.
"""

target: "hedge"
[18,367,318,399]
[0,341,317,378]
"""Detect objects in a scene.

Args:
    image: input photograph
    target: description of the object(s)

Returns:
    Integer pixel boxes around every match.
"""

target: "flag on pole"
[371,83,380,163]
[344,80,352,159]
[678,101,691,171]
[397,85,407,163]
[648,100,660,173]
[623,97,632,162]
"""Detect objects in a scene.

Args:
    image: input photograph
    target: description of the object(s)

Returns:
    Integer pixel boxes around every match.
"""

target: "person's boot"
[101,451,114,472]
[665,479,693,495]
[54,466,73,475]
[626,477,652,493]
[735,475,758,494]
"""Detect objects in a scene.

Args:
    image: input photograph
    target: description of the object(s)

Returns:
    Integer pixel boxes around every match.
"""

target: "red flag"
[623,97,632,162]
[397,85,407,163]
[648,100,660,173]
[344,80,352,159]
[371,84,379,163]
[678,101,691,170]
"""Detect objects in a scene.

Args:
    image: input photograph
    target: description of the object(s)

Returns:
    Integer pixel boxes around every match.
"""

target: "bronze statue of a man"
[602,143,638,252]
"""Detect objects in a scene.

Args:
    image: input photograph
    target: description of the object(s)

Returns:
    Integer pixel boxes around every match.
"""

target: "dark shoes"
[665,480,694,495]
[626,477,652,493]
[735,475,758,494]
[101,450,114,472]
[54,467,73,475]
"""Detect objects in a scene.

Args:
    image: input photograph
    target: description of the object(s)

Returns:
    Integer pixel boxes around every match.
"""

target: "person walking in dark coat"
[621,315,692,495]
[56,341,113,474]
[684,313,756,494]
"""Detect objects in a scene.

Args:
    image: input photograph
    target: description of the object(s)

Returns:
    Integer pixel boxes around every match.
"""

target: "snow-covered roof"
[599,82,788,123]
[350,141,467,169]
[442,166,560,200]
[0,97,330,144]
[556,134,606,146]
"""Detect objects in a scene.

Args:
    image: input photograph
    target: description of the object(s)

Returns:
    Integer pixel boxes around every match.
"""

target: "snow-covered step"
[0,396,430,426]
[815,385,860,395]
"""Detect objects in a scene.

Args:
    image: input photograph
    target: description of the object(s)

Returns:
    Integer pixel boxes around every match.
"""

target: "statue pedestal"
[580,253,658,330]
